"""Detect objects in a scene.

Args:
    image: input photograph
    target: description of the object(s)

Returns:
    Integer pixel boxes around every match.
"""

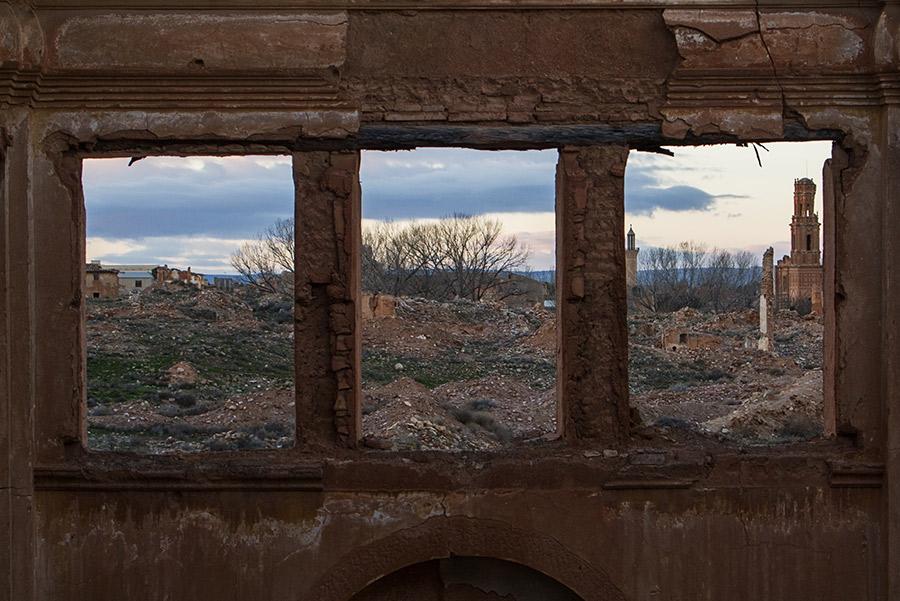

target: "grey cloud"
[84,151,738,268]
[362,184,554,220]
[83,159,294,238]
[89,237,239,272]
[625,164,743,216]
[360,149,557,219]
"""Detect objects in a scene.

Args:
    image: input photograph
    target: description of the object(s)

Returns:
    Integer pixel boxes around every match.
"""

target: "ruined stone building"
[118,270,155,290]
[3,2,900,600]
[83,261,119,299]
[625,225,639,293]
[83,262,205,297]
[661,329,721,352]
[154,264,205,288]
[776,177,824,311]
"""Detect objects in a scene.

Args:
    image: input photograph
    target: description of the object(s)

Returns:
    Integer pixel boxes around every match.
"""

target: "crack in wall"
[754,2,787,117]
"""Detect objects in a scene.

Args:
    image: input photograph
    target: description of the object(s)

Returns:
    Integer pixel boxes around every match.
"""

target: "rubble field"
[86,286,823,453]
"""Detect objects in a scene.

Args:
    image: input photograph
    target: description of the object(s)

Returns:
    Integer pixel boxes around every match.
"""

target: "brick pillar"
[294,151,361,447]
[555,147,630,444]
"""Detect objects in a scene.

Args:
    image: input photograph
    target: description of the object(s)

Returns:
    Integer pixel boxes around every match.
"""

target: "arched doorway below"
[350,556,584,601]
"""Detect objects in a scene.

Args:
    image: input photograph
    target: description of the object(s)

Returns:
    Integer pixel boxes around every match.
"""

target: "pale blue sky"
[84,141,833,272]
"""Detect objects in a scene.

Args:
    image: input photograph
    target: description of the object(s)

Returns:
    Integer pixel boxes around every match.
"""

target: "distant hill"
[515,270,555,283]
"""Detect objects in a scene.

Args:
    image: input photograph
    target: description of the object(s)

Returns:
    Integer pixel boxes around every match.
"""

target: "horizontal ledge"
[827,461,884,489]
[353,122,839,149]
[31,0,888,9]
[602,478,698,490]
[34,466,325,492]
[66,122,840,154]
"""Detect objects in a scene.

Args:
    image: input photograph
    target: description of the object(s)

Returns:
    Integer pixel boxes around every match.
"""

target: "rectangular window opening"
[625,141,831,446]
[360,148,558,451]
[82,154,296,454]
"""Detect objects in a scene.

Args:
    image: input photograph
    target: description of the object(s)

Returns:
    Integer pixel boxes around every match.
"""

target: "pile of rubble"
[362,299,824,450]
[628,307,824,443]
[361,297,555,451]
[86,285,824,453]
[86,285,295,453]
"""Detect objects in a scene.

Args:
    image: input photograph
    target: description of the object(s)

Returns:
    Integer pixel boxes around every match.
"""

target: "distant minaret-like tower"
[625,225,639,292]
[790,177,821,265]
[775,177,823,311]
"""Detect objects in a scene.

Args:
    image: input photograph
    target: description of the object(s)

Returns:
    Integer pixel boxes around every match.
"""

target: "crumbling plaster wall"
[1,2,899,600]
[33,479,881,600]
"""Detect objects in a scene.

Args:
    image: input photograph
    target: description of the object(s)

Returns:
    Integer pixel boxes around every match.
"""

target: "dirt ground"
[86,286,823,453]
[86,284,295,453]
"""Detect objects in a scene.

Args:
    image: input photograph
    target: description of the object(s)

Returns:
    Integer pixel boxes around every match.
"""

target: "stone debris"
[87,284,823,453]
[165,361,199,386]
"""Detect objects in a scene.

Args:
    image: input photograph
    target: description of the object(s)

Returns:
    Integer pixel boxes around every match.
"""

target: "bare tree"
[679,241,708,292]
[697,249,759,311]
[435,214,530,301]
[362,221,436,297]
[635,242,760,313]
[362,214,530,301]
[231,218,294,295]
[635,245,679,312]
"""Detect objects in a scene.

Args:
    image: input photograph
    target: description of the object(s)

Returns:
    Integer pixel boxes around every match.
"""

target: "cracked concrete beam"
[759,10,870,73]
[659,107,785,141]
[663,9,760,43]
[663,9,771,70]
[664,8,871,73]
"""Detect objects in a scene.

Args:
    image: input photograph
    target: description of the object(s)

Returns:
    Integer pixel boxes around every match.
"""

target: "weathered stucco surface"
[2,1,899,600]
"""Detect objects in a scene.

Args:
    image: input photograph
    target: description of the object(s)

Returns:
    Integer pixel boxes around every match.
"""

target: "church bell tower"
[790,177,820,266]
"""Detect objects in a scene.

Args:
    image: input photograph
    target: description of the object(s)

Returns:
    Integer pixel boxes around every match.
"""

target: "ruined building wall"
[759,247,775,352]
[2,2,900,600]
[83,270,118,299]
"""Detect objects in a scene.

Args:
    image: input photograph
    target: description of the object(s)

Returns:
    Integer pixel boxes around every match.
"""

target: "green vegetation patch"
[362,348,555,390]
[629,346,731,393]
[87,352,175,403]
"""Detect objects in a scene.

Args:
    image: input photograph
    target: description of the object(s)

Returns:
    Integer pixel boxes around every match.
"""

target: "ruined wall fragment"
[759,247,775,352]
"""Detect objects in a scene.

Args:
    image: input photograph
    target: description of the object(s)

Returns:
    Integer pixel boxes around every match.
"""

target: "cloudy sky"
[83,141,833,273]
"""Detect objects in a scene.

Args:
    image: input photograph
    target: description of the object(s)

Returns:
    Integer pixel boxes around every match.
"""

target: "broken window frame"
[75,148,300,455]
[622,142,837,443]
[37,129,848,465]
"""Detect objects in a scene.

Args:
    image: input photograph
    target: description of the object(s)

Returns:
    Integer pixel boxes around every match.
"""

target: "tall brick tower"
[775,178,823,311]
[625,225,639,292]
[790,177,821,265]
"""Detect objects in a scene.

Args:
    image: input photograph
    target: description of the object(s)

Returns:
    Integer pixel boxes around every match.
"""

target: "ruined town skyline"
[84,142,832,272]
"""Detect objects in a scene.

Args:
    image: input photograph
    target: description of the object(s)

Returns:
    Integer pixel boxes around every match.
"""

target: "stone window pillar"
[1,119,36,601]
[555,147,630,444]
[293,151,362,447]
